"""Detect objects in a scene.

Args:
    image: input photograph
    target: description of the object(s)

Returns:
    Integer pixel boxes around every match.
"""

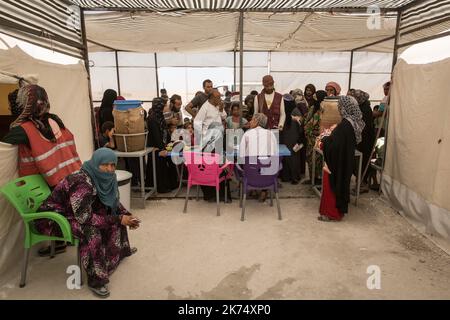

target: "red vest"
[18,122,82,187]
[258,92,283,129]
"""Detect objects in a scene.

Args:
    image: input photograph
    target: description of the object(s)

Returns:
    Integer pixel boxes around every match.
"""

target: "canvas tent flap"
[0,46,94,284]
[383,57,450,241]
[0,46,94,163]
[0,143,23,285]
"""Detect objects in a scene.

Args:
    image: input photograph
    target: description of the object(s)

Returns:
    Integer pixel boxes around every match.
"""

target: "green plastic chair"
[0,174,82,288]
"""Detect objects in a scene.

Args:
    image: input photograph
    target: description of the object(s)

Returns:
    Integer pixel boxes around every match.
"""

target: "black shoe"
[291,180,300,185]
[302,179,312,185]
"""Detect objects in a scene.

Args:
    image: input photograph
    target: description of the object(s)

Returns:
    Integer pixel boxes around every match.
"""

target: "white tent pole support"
[239,11,244,104]
[80,8,99,150]
[154,53,160,98]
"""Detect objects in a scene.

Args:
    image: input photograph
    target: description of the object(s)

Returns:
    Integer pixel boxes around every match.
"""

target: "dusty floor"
[1,182,450,300]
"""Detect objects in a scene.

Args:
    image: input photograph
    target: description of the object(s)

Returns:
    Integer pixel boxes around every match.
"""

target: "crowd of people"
[2,75,390,298]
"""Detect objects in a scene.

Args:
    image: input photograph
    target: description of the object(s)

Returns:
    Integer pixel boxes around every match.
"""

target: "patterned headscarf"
[8,89,22,116]
[352,90,370,106]
[10,85,65,142]
[338,96,365,144]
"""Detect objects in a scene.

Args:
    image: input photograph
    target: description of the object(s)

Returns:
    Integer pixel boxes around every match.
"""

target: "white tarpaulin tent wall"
[383,56,450,244]
[0,46,93,285]
[88,50,392,106]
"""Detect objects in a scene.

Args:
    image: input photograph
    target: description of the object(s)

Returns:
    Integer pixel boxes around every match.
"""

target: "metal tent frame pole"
[239,11,244,104]
[80,8,99,150]
[348,50,354,90]
[154,53,160,97]
[115,50,121,96]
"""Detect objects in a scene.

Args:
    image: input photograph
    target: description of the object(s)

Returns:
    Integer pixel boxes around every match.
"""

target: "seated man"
[36,148,141,298]
[99,121,116,149]
[239,113,279,202]
[239,113,279,159]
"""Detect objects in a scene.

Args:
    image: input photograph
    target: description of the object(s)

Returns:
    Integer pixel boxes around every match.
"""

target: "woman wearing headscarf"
[290,89,309,177]
[304,84,317,108]
[350,90,375,192]
[145,97,178,193]
[35,148,140,297]
[280,94,305,184]
[98,89,118,129]
[325,82,342,97]
[2,85,82,187]
[318,96,365,222]
[302,90,327,185]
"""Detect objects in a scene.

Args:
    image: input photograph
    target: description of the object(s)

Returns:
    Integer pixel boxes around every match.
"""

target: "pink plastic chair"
[183,152,233,216]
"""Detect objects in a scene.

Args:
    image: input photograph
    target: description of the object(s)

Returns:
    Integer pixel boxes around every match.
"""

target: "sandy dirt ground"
[1,183,449,300]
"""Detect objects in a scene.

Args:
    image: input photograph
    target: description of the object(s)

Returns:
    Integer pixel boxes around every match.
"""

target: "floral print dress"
[36,169,132,288]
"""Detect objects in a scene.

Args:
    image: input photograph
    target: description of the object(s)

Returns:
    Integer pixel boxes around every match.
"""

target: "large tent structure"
[0,0,450,285]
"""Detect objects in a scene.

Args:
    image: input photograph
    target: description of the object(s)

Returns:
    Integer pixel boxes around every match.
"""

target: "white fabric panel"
[0,47,94,283]
[350,73,391,101]
[118,52,156,67]
[89,52,116,67]
[0,143,22,286]
[237,52,269,67]
[383,57,450,241]
[90,67,119,101]
[85,12,239,53]
[270,72,349,96]
[383,175,450,241]
[270,52,351,72]
[243,12,398,52]
[85,11,400,53]
[118,67,157,100]
[352,52,393,73]
[158,53,234,68]
[243,67,269,84]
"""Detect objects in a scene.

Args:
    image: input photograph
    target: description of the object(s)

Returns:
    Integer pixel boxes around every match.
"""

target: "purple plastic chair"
[236,156,282,221]
[183,151,233,216]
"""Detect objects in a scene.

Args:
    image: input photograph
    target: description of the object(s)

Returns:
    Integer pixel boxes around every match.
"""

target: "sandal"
[318,215,333,222]
[89,285,110,298]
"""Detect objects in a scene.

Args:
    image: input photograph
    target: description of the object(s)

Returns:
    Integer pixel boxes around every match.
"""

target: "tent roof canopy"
[80,0,450,54]
[67,0,415,11]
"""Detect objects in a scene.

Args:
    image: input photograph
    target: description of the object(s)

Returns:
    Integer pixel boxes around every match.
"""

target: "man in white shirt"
[239,113,280,202]
[194,89,227,150]
[253,75,286,131]
[239,113,279,158]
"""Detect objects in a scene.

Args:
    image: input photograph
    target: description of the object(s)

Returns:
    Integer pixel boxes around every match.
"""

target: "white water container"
[116,170,132,212]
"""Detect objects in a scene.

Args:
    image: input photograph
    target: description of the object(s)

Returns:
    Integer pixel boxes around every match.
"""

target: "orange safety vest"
[18,121,82,187]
